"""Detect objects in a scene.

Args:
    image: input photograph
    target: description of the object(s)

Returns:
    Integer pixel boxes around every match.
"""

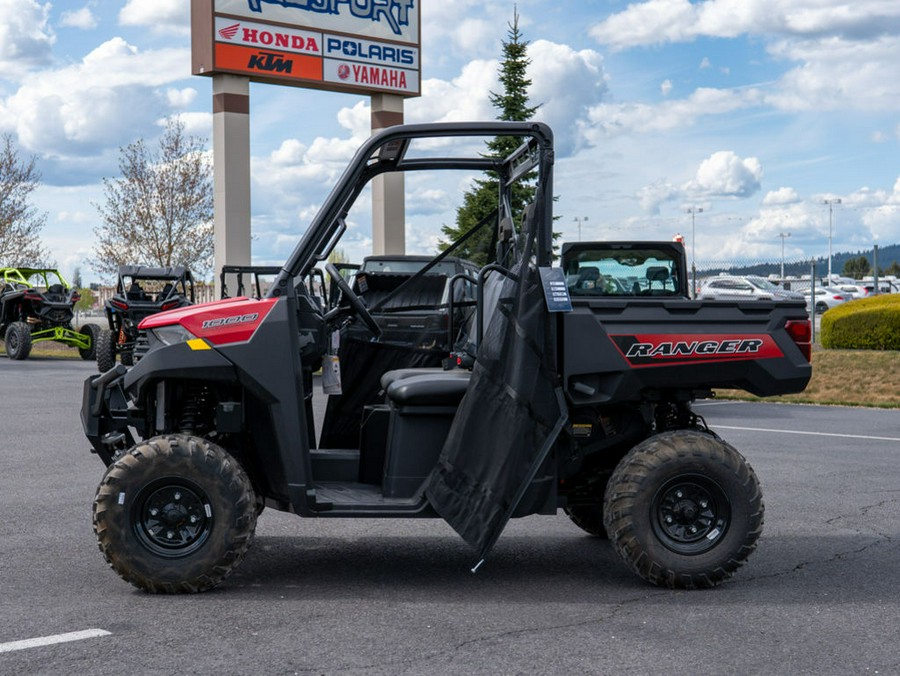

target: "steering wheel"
[324,263,382,337]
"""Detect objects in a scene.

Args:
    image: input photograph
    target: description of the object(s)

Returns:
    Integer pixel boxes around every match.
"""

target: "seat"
[385,374,470,407]
[646,266,670,293]
[576,268,599,290]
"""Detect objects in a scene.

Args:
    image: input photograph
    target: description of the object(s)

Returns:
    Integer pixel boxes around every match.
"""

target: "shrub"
[821,294,900,350]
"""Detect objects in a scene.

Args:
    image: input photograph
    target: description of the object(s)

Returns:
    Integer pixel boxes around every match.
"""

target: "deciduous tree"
[0,134,50,266]
[92,120,213,279]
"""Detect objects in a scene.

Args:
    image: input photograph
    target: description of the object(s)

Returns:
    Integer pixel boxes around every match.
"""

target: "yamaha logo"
[337,64,350,80]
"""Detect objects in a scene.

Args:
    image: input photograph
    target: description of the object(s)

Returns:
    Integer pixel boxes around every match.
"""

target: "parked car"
[803,287,848,313]
[698,274,804,301]
[834,284,863,300]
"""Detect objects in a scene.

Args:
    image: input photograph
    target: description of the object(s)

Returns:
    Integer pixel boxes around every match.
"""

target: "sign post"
[192,0,421,272]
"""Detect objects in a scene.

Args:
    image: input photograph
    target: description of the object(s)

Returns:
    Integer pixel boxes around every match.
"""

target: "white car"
[698,275,804,301]
[803,287,848,313]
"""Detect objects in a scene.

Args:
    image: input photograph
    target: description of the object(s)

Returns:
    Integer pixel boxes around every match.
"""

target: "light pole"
[823,198,841,282]
[685,206,703,298]
[778,232,791,280]
[573,216,588,241]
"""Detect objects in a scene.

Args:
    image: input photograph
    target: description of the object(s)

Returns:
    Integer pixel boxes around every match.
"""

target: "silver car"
[699,275,804,301]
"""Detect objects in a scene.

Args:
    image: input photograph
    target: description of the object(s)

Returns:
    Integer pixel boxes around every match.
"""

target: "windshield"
[360,259,461,275]
[563,247,682,296]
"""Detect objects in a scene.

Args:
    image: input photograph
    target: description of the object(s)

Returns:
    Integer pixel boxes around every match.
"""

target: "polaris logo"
[625,339,764,358]
[325,37,415,65]
[201,313,259,330]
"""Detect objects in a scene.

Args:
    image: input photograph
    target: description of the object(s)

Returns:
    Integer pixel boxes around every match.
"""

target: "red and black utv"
[81,122,811,593]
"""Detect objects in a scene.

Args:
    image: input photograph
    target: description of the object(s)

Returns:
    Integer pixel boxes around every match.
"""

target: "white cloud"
[660,79,673,96]
[0,38,191,164]
[763,187,800,205]
[583,87,757,140]
[766,35,900,111]
[0,0,54,77]
[589,0,900,50]
[166,87,197,108]
[528,41,607,155]
[409,60,498,123]
[119,0,189,34]
[60,7,98,30]
[688,151,762,198]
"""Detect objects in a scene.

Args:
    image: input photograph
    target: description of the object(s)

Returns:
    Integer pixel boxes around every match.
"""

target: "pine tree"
[439,10,538,265]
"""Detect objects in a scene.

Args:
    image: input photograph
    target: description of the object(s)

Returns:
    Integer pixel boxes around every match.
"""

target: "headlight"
[151,324,197,346]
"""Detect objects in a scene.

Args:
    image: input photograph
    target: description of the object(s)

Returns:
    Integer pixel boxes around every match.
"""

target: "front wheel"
[95,329,116,372]
[815,302,828,314]
[92,434,257,593]
[603,430,763,589]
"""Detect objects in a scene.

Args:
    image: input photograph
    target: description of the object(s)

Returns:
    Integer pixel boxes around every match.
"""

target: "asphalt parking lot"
[1,357,899,675]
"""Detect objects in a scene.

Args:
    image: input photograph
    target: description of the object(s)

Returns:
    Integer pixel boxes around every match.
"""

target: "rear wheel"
[79,323,100,360]
[95,329,116,372]
[92,434,257,593]
[5,321,32,360]
[604,430,763,589]
[815,301,828,314]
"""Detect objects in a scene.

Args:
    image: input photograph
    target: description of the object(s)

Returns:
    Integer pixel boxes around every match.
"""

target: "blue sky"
[2,0,899,283]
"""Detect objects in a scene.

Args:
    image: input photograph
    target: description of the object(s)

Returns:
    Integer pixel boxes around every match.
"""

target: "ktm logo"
[247,51,293,73]
[219,23,240,40]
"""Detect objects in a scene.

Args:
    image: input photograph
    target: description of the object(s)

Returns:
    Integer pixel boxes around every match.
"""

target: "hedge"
[820,293,900,350]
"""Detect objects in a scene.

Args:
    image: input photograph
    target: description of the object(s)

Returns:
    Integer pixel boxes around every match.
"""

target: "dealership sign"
[192,0,420,96]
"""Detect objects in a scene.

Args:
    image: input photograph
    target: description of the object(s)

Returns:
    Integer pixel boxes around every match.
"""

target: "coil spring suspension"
[178,384,209,433]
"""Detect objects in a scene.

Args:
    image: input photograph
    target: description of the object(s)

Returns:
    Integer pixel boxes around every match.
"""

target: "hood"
[139,296,280,346]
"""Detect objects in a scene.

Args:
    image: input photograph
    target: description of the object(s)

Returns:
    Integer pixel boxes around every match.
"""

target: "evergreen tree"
[439,10,538,265]
[842,256,871,279]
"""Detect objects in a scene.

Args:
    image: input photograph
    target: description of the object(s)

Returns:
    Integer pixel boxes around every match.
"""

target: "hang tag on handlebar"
[322,354,342,395]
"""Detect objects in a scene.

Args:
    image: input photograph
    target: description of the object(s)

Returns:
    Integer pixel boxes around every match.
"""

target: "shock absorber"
[178,384,208,433]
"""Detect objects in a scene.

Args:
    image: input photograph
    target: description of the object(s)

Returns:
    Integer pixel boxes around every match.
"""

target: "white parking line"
[0,629,111,653]
[716,425,900,443]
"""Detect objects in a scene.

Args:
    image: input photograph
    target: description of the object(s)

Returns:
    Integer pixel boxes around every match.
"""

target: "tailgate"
[561,298,811,404]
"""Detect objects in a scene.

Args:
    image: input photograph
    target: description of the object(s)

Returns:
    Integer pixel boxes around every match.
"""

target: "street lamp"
[823,198,841,282]
[573,216,588,241]
[684,206,703,298]
[778,232,791,281]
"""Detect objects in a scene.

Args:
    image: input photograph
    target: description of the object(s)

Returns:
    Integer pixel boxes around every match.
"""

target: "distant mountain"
[703,243,900,278]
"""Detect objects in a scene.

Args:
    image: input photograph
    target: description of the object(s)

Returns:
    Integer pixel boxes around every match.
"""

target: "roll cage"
[268,122,554,297]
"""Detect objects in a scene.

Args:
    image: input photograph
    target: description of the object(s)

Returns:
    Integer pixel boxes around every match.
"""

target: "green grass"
[715,349,900,408]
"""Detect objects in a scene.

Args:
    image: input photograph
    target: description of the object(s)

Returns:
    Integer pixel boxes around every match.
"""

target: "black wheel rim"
[651,474,730,555]
[132,478,213,558]
[7,331,18,352]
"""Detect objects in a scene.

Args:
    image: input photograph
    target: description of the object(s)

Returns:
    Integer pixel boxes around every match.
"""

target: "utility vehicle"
[96,266,195,371]
[1,267,98,360]
[81,123,812,593]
